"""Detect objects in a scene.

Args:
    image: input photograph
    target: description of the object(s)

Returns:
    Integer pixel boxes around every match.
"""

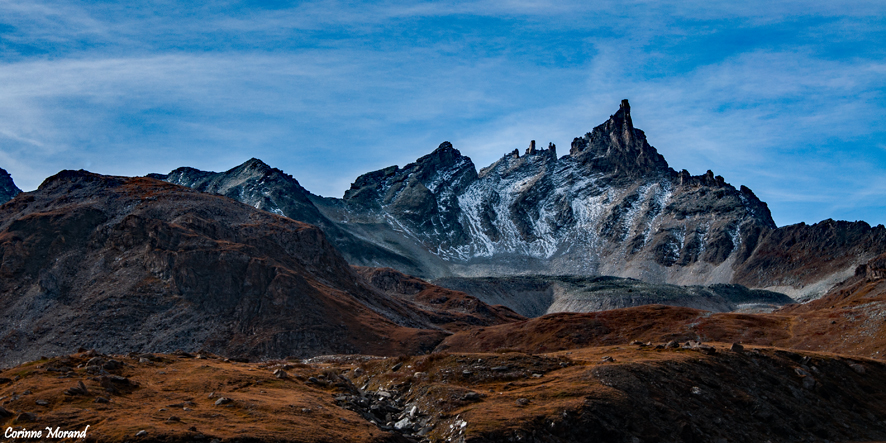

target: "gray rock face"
[342,141,478,251]
[0,167,21,204]
[310,100,779,288]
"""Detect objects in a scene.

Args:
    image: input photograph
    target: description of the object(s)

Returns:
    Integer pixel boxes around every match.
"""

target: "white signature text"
[4,425,90,439]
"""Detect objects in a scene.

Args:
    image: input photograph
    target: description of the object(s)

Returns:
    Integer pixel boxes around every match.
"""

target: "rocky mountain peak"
[0,167,21,204]
[38,169,127,193]
[414,141,473,178]
[239,157,273,173]
[613,99,636,145]
[436,141,454,151]
[615,98,633,133]
[343,141,477,206]
[569,99,670,178]
[148,100,883,301]
[339,142,479,250]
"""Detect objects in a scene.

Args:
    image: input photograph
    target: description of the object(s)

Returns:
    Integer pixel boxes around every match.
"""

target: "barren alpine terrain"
[1,102,886,442]
[2,342,885,443]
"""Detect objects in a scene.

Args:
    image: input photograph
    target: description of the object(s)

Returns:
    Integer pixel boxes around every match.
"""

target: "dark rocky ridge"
[733,219,886,300]
[0,171,521,367]
[150,101,886,300]
[0,167,20,204]
[147,158,432,277]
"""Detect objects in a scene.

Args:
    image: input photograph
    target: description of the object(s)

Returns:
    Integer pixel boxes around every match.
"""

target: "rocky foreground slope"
[151,101,886,301]
[0,172,521,367]
[1,343,884,443]
[3,264,886,441]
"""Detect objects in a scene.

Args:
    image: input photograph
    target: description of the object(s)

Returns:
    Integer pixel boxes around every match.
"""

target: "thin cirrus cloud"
[0,0,884,227]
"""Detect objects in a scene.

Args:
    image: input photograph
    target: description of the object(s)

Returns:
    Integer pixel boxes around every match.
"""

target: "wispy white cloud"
[0,47,557,189]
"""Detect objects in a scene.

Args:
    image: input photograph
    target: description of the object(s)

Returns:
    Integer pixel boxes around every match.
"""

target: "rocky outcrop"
[0,171,521,367]
[0,167,20,205]
[860,251,886,281]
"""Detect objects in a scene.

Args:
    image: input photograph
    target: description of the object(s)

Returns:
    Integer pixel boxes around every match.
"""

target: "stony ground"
[2,344,886,443]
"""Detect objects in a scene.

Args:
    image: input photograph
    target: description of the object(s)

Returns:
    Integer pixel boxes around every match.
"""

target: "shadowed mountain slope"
[0,172,522,367]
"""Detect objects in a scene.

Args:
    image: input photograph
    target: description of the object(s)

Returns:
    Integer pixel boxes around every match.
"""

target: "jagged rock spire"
[614,99,634,144]
[569,99,669,178]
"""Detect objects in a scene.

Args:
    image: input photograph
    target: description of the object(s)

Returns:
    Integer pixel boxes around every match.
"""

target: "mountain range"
[148,100,886,302]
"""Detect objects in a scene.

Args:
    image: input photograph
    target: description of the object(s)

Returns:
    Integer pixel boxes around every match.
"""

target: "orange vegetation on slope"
[3,345,886,443]
[0,351,398,443]
[436,305,786,354]
[349,345,886,443]
[434,252,886,361]
[437,303,885,360]
[776,252,886,359]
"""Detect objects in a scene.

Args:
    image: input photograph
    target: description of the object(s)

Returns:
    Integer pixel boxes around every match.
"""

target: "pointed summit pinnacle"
[614,99,633,136]
[568,99,669,178]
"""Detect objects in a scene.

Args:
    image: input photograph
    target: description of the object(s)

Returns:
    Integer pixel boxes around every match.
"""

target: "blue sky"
[0,1,884,227]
